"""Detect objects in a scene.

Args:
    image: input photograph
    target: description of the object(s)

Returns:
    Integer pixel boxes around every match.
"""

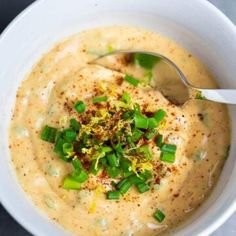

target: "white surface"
[0,0,236,236]
[208,1,236,235]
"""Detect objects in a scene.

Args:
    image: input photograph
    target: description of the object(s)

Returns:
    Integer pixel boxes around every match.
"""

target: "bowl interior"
[0,0,236,235]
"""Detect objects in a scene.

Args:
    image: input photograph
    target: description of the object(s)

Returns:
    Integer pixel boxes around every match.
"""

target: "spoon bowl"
[92,50,236,105]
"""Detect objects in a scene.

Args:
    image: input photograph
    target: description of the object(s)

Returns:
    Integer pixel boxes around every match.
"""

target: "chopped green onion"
[54,137,64,155]
[100,146,113,153]
[80,132,89,145]
[120,159,132,173]
[124,74,139,87]
[62,143,73,155]
[107,153,119,167]
[70,118,81,131]
[118,179,132,194]
[58,154,71,162]
[106,166,120,178]
[123,171,133,178]
[71,169,88,183]
[121,92,131,104]
[92,137,100,145]
[137,145,152,160]
[111,181,117,187]
[139,170,153,180]
[92,96,108,104]
[160,152,175,163]
[55,131,63,141]
[136,182,150,193]
[116,178,128,189]
[90,159,101,175]
[72,158,82,169]
[74,101,86,114]
[131,128,143,142]
[63,176,81,190]
[107,191,120,200]
[134,53,161,69]
[128,175,143,184]
[145,129,157,140]
[156,135,163,147]
[148,118,158,128]
[99,156,107,166]
[161,144,177,154]
[114,143,124,157]
[135,114,149,129]
[40,125,57,143]
[122,110,134,120]
[154,209,165,222]
[154,109,166,123]
[134,103,141,115]
[63,129,77,142]
[126,136,136,148]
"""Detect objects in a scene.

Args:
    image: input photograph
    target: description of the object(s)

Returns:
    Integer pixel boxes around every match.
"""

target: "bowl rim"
[0,0,236,235]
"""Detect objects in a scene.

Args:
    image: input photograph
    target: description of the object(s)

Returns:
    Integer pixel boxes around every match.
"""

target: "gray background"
[0,0,235,235]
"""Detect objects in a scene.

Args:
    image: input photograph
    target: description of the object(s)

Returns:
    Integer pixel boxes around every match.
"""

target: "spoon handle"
[198,89,236,104]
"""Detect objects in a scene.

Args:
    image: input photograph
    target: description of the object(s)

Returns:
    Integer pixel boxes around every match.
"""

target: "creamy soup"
[9,26,230,235]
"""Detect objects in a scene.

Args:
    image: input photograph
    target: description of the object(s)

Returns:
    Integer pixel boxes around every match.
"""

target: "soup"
[9,26,230,235]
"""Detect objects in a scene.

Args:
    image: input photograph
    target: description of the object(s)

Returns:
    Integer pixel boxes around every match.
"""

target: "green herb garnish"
[74,101,86,114]
[134,53,161,69]
[40,125,57,143]
[40,88,175,221]
[124,74,140,87]
[63,176,81,190]
[92,96,108,104]
[107,190,120,200]
[154,209,165,222]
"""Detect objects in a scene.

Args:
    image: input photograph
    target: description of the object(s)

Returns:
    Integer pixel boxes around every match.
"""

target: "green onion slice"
[89,159,101,175]
[63,176,81,190]
[74,101,86,114]
[71,169,88,183]
[160,144,177,154]
[92,96,108,104]
[106,166,120,178]
[134,53,161,69]
[154,109,166,123]
[62,143,73,155]
[137,145,153,160]
[63,129,77,142]
[40,125,57,143]
[124,74,139,87]
[100,146,113,153]
[72,158,83,169]
[145,129,157,140]
[118,179,132,194]
[121,92,131,104]
[128,175,143,184]
[160,152,175,163]
[107,191,120,200]
[122,110,134,120]
[136,182,150,193]
[135,114,149,129]
[154,209,165,222]
[70,118,81,131]
[156,135,163,148]
[148,118,158,128]
[132,128,143,142]
[107,153,119,167]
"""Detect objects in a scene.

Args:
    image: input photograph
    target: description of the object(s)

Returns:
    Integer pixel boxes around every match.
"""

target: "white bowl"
[0,0,236,235]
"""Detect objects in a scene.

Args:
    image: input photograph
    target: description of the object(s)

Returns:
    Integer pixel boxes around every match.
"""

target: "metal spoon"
[91,50,236,105]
